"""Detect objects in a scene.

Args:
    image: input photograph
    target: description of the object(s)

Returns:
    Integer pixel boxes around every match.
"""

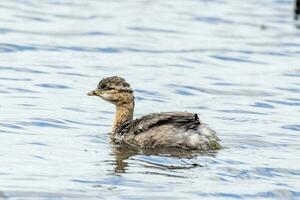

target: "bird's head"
[87,76,134,106]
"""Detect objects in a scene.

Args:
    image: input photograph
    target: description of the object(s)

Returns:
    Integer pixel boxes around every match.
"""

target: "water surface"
[0,0,300,199]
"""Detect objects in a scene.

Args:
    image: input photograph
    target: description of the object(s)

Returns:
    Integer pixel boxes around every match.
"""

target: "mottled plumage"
[98,76,132,92]
[116,112,200,135]
[88,76,221,151]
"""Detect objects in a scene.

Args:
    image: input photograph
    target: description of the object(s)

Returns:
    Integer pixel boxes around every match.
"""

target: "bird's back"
[114,112,220,150]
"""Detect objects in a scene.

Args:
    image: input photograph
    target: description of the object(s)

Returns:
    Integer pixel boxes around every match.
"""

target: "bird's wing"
[116,112,201,136]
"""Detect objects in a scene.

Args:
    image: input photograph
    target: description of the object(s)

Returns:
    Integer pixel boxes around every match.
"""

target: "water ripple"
[16,118,75,129]
[282,125,300,131]
[211,55,268,64]
[35,84,70,89]
[0,65,46,74]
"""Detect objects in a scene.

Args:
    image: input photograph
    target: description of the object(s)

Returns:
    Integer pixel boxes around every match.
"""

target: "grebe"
[87,76,220,150]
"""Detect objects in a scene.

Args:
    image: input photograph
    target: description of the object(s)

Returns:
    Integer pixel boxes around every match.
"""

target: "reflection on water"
[295,0,300,20]
[110,143,218,173]
[0,0,300,199]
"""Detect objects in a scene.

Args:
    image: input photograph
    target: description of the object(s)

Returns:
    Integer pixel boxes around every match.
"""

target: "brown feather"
[115,112,201,136]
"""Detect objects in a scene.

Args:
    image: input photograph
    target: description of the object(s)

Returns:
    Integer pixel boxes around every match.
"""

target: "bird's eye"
[101,84,108,90]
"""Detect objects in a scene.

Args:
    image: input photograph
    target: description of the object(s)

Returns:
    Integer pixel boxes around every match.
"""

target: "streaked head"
[87,76,134,105]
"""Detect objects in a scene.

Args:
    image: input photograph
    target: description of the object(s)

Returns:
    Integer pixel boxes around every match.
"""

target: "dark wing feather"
[115,112,201,136]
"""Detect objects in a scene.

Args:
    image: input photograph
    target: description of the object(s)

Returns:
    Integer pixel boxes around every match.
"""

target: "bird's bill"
[87,89,101,96]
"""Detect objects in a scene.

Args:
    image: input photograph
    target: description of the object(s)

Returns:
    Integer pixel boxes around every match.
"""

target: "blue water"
[0,0,300,199]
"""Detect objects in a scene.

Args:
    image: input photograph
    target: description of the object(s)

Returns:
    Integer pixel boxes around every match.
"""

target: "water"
[0,0,300,199]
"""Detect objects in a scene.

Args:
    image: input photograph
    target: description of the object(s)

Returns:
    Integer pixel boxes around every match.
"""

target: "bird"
[87,76,220,150]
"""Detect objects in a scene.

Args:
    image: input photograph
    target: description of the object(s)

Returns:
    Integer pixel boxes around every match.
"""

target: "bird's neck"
[111,102,134,135]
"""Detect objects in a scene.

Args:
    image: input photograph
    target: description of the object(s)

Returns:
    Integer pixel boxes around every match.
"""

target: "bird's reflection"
[110,142,219,173]
[295,0,300,20]
[110,143,139,173]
